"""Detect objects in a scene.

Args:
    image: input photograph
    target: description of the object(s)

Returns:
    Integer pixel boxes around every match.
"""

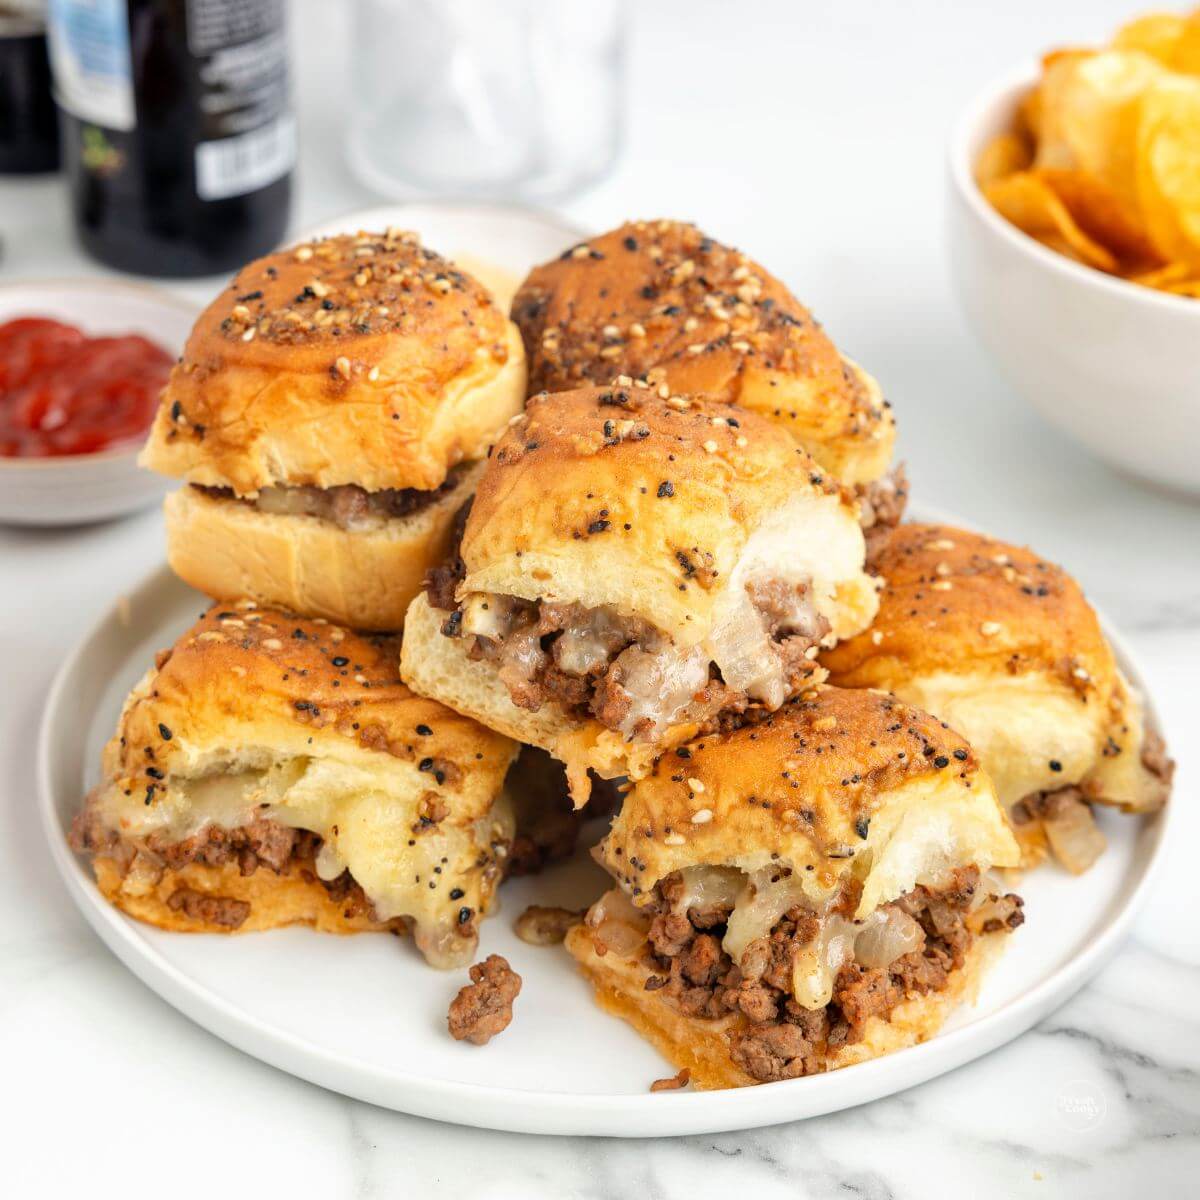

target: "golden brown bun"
[140,231,526,494]
[400,590,664,801]
[82,606,518,967]
[511,220,894,485]
[565,916,1005,1089]
[599,686,1019,918]
[163,463,483,632]
[822,524,1168,815]
[91,856,406,937]
[461,385,878,648]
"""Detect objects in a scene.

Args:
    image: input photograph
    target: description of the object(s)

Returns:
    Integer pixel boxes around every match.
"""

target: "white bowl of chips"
[947,32,1200,499]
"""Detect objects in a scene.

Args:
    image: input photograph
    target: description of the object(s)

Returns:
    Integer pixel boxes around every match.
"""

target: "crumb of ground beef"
[649,1068,691,1092]
[514,905,585,946]
[447,954,522,1045]
[166,887,250,929]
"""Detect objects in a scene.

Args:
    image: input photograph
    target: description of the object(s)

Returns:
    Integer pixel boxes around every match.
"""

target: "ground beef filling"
[1012,731,1174,873]
[505,747,621,877]
[425,506,828,739]
[69,812,378,930]
[633,867,1023,1083]
[857,463,908,565]
[194,464,466,532]
[1140,730,1175,792]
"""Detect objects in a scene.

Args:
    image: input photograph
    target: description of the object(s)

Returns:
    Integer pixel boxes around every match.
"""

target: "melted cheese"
[893,672,1107,809]
[95,755,514,968]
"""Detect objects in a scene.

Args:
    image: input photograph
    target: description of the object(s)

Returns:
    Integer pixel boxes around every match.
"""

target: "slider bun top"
[512,219,893,485]
[822,524,1162,811]
[599,686,1019,922]
[823,523,1114,688]
[460,384,878,646]
[108,604,516,798]
[140,231,527,495]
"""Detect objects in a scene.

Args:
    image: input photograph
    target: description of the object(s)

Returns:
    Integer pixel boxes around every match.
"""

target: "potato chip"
[1128,259,1194,286]
[1034,166,1162,265]
[1136,76,1200,267]
[983,171,1118,271]
[976,132,1034,186]
[1112,13,1187,65]
[978,11,1200,299]
[1037,49,1167,214]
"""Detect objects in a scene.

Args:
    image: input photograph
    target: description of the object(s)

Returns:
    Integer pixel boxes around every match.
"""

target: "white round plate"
[38,508,1173,1137]
[297,202,586,309]
[0,279,197,526]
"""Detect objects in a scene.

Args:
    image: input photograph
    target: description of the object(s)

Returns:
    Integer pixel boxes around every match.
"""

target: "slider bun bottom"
[163,463,484,632]
[92,855,406,937]
[401,592,665,800]
[564,921,1004,1090]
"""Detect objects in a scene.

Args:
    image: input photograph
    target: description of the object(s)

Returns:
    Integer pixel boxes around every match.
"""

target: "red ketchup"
[0,317,172,457]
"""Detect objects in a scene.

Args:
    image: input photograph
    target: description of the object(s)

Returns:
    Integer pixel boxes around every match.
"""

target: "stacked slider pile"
[69,218,1172,1087]
[403,220,1032,1083]
[71,230,532,970]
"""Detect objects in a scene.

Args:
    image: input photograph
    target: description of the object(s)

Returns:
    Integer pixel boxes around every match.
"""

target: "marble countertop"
[4,2,1198,1195]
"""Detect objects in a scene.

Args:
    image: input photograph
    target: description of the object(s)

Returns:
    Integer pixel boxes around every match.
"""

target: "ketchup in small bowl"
[0,316,173,457]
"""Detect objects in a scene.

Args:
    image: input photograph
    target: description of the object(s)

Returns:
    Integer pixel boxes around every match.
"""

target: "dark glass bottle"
[0,11,60,174]
[46,0,292,277]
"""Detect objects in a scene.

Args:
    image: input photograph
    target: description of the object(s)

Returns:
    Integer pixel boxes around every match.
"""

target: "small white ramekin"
[0,279,196,527]
[947,67,1200,498]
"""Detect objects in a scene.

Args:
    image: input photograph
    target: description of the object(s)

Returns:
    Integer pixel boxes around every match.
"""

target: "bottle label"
[45,0,136,131]
[195,113,295,201]
[189,0,293,199]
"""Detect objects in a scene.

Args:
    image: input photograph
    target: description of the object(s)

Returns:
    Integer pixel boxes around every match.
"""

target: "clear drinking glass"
[348,0,626,202]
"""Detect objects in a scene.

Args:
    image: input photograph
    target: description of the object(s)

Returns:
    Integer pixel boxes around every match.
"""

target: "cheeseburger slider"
[401,384,880,799]
[565,686,1023,1088]
[822,525,1173,873]
[70,604,518,968]
[140,230,527,631]
[511,219,905,551]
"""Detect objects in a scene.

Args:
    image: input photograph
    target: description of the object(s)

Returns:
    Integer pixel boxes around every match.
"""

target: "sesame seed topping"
[686,778,705,793]
[663,833,686,846]
[702,439,718,453]
[980,621,1002,636]
[690,808,713,824]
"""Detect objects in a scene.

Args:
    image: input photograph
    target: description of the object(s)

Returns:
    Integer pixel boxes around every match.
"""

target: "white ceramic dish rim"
[36,519,1175,1137]
[0,277,198,470]
[948,62,1200,318]
[294,198,589,249]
